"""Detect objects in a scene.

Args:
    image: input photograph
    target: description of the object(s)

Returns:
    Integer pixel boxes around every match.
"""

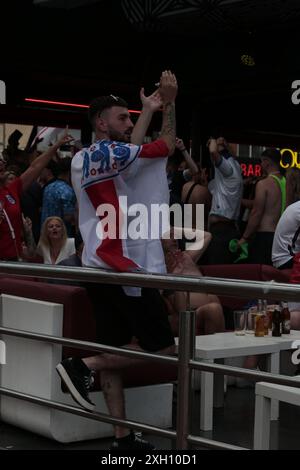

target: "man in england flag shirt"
[56,71,178,450]
[72,72,177,281]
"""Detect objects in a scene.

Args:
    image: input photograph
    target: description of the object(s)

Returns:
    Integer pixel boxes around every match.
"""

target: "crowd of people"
[0,69,299,449]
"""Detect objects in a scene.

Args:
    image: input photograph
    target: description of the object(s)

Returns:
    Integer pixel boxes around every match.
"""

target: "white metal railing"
[0,261,300,450]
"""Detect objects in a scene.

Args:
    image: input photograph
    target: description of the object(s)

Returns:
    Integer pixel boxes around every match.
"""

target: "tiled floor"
[1,385,300,450]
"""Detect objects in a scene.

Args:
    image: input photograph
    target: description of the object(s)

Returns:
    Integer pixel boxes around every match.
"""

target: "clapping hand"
[140,87,163,113]
[158,70,178,104]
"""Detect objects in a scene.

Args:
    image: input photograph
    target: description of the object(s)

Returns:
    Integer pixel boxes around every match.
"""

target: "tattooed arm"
[159,70,177,156]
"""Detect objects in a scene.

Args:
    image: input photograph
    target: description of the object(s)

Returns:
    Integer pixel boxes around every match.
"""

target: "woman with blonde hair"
[37,216,75,265]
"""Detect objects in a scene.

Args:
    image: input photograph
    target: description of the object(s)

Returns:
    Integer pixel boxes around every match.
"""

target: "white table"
[176,332,281,431]
[195,333,282,430]
[264,329,300,351]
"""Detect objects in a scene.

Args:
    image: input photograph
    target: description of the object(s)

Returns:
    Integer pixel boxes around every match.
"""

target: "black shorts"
[85,283,175,352]
[199,221,240,265]
[248,232,274,265]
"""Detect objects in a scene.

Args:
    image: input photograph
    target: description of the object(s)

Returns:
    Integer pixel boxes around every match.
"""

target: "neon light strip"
[25,98,141,114]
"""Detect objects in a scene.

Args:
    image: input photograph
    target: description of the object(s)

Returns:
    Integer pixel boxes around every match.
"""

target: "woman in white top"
[37,216,75,265]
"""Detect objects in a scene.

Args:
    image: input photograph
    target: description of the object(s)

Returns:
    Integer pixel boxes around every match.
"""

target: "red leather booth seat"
[200,264,291,308]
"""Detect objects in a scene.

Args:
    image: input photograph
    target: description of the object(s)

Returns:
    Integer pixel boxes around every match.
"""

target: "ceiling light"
[241,54,255,66]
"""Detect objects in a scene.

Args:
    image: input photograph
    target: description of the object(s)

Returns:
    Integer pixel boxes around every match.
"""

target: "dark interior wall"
[1,0,300,145]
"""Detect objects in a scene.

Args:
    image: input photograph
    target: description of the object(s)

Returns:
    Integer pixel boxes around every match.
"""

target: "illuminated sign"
[238,149,300,173]
[239,149,300,172]
[240,163,262,177]
[280,148,300,169]
[0,80,5,104]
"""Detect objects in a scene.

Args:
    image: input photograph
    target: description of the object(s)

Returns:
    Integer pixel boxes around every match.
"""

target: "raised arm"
[182,227,211,262]
[131,88,163,145]
[164,226,212,263]
[207,138,222,166]
[207,137,234,177]
[20,128,73,191]
[176,137,198,175]
[158,70,178,155]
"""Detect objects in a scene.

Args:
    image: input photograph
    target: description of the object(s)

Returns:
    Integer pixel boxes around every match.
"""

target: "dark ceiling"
[2,0,300,141]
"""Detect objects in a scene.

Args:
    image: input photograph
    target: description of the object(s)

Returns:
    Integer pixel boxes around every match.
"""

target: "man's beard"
[107,126,131,143]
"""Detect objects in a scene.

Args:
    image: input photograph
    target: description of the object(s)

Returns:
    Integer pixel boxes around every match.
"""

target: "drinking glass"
[233,310,247,335]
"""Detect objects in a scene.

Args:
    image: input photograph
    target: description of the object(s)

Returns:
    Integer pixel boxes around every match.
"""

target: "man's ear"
[96,116,107,132]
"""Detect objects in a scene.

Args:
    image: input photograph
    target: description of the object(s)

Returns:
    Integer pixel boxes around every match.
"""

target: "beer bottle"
[272,306,282,337]
[281,301,291,334]
[255,299,265,337]
[262,299,269,335]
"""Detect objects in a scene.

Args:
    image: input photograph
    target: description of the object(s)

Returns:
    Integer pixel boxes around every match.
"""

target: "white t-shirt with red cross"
[71,138,170,285]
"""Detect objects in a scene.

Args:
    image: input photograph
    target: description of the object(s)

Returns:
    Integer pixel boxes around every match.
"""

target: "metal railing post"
[176,306,195,449]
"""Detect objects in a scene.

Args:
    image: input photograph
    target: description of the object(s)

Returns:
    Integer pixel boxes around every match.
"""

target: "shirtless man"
[238,148,286,265]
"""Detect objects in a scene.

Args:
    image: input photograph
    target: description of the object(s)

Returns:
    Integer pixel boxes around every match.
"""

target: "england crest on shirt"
[81,140,139,189]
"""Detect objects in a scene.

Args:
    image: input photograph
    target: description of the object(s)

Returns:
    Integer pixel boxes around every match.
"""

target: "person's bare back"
[181,181,211,228]
[256,175,284,232]
[239,148,285,265]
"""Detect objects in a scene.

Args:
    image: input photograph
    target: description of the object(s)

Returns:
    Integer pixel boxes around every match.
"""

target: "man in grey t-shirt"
[200,137,243,265]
